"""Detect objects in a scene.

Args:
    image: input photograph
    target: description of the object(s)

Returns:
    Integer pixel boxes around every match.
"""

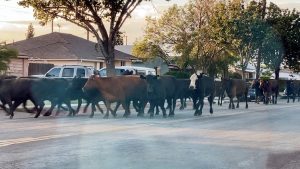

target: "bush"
[164,71,191,79]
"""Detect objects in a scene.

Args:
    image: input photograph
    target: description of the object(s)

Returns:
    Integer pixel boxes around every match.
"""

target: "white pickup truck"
[31,65,94,78]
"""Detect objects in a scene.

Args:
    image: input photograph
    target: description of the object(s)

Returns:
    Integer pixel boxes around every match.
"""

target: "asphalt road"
[0,99,300,169]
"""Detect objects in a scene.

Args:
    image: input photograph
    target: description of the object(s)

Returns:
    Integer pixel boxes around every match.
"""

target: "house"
[229,64,256,79]
[115,45,170,75]
[8,32,135,76]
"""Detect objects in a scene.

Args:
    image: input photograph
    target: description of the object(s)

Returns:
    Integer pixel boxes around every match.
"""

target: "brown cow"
[83,75,147,118]
[259,79,279,104]
[221,78,248,109]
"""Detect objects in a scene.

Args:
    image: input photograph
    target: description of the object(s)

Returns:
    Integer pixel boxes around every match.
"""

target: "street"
[0,100,300,169]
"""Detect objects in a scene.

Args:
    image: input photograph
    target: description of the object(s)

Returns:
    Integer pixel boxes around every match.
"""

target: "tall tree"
[26,23,35,39]
[0,44,18,73]
[115,31,124,45]
[19,0,166,76]
[211,0,261,79]
[263,3,300,78]
[133,0,225,76]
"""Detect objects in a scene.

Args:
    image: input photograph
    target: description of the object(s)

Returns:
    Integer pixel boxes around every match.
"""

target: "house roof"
[115,45,134,55]
[8,32,134,61]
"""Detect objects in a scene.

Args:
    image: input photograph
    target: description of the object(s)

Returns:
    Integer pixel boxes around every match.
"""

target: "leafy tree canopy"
[0,45,18,73]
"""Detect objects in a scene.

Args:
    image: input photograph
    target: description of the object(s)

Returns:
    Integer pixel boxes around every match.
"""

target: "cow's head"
[82,75,98,93]
[189,73,198,90]
[140,74,159,94]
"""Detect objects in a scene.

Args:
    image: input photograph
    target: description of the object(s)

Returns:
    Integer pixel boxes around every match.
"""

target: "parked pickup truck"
[31,65,94,78]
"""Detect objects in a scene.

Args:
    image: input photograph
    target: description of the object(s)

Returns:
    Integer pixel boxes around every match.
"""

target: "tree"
[115,31,124,45]
[133,0,225,76]
[263,3,300,78]
[18,0,168,76]
[26,23,35,39]
[0,44,18,73]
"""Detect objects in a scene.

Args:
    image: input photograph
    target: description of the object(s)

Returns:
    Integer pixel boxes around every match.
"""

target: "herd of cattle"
[0,73,299,119]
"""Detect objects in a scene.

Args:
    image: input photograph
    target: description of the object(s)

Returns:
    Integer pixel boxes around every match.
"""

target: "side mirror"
[45,73,51,77]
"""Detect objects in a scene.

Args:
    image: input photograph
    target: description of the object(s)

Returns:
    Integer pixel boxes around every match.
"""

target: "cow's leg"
[231,98,235,109]
[65,100,75,117]
[123,100,131,118]
[148,101,156,118]
[208,95,214,114]
[112,101,121,114]
[103,101,111,119]
[193,98,201,116]
[166,98,172,116]
[220,92,225,106]
[9,100,23,119]
[236,97,240,108]
[198,99,204,116]
[95,102,104,114]
[179,97,184,110]
[192,94,198,109]
[132,100,139,113]
[228,97,232,109]
[159,99,167,118]
[89,102,98,118]
[0,99,10,115]
[137,100,146,117]
[22,100,36,114]
[75,99,82,114]
[155,105,160,115]
[245,93,248,109]
[6,98,14,118]
[34,101,45,118]
[43,101,56,116]
[83,102,90,113]
[169,98,176,117]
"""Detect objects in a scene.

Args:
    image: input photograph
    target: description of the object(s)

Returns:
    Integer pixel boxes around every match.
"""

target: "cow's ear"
[140,75,146,79]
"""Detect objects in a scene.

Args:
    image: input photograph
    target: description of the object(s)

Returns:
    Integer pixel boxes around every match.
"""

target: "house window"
[121,61,126,66]
[100,62,104,69]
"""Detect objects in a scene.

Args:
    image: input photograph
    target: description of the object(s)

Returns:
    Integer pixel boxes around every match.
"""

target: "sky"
[0,0,300,45]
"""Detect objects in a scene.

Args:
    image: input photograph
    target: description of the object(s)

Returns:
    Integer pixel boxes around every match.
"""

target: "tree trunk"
[256,49,261,79]
[96,39,116,77]
[105,44,116,77]
[242,68,246,80]
[275,67,280,80]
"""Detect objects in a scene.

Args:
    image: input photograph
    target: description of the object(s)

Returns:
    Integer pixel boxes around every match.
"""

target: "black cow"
[189,73,215,116]
[140,75,177,117]
[221,78,248,109]
[63,77,104,118]
[0,78,40,119]
[31,78,75,118]
[175,79,197,110]
[251,79,264,104]
[259,79,279,104]
[285,80,300,103]
[215,80,225,106]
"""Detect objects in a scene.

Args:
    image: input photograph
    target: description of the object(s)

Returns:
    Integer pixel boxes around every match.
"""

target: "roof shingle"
[9,32,134,61]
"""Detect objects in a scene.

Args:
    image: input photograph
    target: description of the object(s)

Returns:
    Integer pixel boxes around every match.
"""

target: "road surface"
[0,99,300,169]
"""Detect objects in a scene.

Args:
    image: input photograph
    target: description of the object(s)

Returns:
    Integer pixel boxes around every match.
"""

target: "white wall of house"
[6,57,29,77]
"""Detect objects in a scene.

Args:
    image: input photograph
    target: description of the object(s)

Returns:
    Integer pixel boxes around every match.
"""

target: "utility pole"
[51,19,54,33]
